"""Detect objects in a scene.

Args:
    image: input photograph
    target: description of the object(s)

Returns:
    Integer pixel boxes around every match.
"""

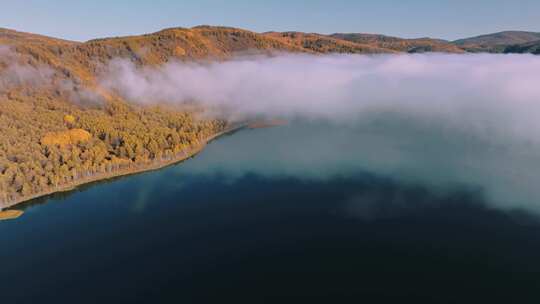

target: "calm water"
[2,121,540,303]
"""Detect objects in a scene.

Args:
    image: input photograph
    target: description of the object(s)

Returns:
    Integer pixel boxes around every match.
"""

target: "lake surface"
[1,121,540,303]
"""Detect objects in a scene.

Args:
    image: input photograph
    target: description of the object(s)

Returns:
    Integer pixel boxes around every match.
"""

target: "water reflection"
[177,117,540,215]
[0,210,23,221]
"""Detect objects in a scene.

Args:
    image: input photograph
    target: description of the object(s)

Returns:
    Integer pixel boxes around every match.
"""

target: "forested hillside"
[502,41,540,55]
[330,33,465,53]
[0,93,225,204]
[263,32,396,54]
[453,31,540,53]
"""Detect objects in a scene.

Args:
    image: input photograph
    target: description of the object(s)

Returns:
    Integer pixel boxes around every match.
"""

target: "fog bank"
[0,46,54,91]
[101,53,540,214]
[176,121,540,216]
[102,53,540,143]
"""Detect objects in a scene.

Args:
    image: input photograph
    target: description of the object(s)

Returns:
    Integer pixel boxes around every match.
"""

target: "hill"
[84,26,310,65]
[1,25,539,208]
[503,40,540,54]
[330,33,465,53]
[0,27,243,207]
[263,31,396,54]
[453,31,540,52]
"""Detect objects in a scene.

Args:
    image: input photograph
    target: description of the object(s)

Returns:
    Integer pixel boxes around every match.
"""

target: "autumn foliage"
[41,129,92,146]
[0,94,225,205]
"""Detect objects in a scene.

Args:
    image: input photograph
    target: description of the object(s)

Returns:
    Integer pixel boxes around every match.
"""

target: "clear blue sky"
[2,0,539,41]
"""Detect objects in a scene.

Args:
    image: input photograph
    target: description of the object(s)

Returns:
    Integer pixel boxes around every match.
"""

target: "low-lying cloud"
[0,46,103,105]
[100,53,540,215]
[102,53,540,141]
[0,46,54,91]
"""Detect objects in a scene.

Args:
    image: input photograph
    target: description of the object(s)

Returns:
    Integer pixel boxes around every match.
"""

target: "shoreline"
[0,123,247,211]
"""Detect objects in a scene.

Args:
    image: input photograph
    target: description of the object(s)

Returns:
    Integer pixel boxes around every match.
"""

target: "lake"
[1,120,540,303]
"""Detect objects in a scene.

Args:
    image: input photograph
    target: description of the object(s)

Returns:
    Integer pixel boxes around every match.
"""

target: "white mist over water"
[102,53,540,144]
[177,121,540,216]
[101,53,540,214]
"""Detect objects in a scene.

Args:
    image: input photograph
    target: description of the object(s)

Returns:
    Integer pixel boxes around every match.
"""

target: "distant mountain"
[502,40,540,54]
[453,31,540,52]
[4,26,540,64]
[83,26,309,64]
[330,33,465,53]
[264,31,396,54]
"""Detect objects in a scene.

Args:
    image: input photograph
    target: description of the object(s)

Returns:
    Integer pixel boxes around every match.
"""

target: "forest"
[0,86,225,206]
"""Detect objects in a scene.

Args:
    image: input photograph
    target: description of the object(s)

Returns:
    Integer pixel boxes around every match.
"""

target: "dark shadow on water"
[2,168,540,303]
[8,169,160,211]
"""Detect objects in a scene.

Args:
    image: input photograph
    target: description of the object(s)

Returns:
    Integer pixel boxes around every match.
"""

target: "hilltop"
[263,31,396,54]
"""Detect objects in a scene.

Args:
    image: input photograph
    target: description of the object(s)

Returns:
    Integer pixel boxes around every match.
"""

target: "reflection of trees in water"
[9,171,142,211]
[0,209,24,220]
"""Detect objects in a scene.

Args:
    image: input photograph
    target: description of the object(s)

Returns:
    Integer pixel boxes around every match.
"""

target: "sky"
[1,0,539,42]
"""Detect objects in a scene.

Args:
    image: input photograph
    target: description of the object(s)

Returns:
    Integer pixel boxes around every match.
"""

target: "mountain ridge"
[3,26,539,57]
[329,32,465,53]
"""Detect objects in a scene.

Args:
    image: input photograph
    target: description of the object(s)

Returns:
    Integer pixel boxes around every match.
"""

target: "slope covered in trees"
[0,89,225,206]
[330,33,465,53]
[453,31,540,53]
[263,31,396,54]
